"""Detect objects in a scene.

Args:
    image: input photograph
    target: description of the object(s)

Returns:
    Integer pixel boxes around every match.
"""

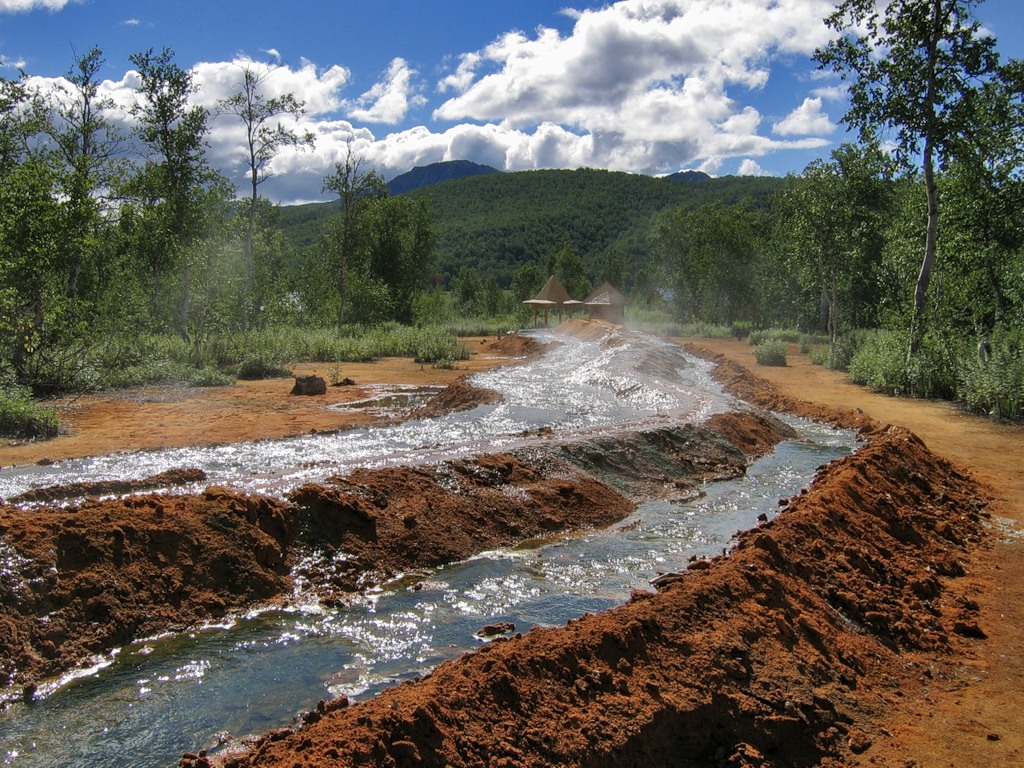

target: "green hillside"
[277,167,785,291]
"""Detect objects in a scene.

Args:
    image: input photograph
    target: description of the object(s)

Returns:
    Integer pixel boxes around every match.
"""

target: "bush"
[847,329,908,392]
[810,329,873,372]
[957,325,1024,420]
[0,386,60,439]
[731,320,753,339]
[748,328,801,346]
[753,339,787,366]
[848,329,957,399]
[235,355,292,380]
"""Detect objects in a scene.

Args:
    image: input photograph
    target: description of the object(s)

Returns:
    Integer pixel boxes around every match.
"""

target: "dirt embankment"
[0,409,791,704]
[184,424,989,768]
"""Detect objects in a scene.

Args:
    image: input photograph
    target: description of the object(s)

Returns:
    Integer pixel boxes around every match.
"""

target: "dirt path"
[685,337,1024,767]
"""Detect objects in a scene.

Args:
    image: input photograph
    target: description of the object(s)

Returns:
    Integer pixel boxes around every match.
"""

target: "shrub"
[187,368,235,387]
[235,355,292,380]
[753,339,787,366]
[0,386,60,439]
[847,329,908,392]
[748,328,801,346]
[847,329,957,399]
[811,329,873,372]
[731,321,753,339]
[957,325,1024,420]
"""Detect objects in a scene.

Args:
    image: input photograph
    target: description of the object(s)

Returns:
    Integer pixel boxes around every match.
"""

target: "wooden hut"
[584,282,627,324]
[523,275,573,325]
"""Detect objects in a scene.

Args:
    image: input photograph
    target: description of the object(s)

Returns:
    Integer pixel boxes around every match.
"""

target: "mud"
[0,411,790,705]
[406,376,502,419]
[183,425,990,768]
[6,467,208,505]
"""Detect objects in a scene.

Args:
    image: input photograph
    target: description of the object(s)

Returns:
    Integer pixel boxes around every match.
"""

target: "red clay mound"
[288,454,632,601]
[407,376,502,419]
[8,467,208,504]
[685,343,875,432]
[0,488,294,697]
[192,426,989,768]
[485,333,548,357]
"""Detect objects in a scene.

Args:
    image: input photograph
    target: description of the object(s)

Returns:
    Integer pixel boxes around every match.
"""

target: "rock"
[476,621,515,638]
[291,375,327,396]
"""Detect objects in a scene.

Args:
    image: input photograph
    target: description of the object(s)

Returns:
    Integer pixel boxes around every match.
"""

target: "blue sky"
[2,0,1021,204]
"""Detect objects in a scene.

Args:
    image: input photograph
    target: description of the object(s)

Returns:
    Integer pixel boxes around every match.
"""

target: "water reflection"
[0,330,855,768]
[0,330,727,501]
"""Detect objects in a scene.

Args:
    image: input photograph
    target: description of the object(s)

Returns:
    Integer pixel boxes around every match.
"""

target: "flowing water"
[0,331,856,766]
[0,330,727,501]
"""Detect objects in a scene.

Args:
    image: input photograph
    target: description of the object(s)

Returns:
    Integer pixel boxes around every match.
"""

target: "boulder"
[291,375,327,396]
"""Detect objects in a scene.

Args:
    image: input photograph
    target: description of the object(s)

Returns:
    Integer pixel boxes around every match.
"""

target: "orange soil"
[3,327,1022,767]
[684,338,1024,767]
[0,336,537,469]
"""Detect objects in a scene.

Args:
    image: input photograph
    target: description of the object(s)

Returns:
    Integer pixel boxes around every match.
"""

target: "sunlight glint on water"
[0,331,855,768]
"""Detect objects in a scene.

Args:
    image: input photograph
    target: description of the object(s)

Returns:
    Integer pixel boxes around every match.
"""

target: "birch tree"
[815,0,1007,358]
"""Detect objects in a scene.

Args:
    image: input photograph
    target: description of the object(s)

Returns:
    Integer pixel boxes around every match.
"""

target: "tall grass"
[87,324,471,390]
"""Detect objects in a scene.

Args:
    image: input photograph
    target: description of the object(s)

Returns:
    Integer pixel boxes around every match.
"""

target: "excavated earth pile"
[0,411,791,704]
[183,425,991,768]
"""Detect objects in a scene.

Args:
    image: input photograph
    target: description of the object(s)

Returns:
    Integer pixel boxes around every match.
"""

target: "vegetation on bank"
[2,0,1022,439]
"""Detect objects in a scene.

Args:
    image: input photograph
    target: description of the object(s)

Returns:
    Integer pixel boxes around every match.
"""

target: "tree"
[218,63,314,327]
[815,0,1008,357]
[129,47,212,336]
[363,196,436,323]
[651,202,762,324]
[775,143,892,340]
[546,243,591,300]
[321,140,386,325]
[46,46,123,300]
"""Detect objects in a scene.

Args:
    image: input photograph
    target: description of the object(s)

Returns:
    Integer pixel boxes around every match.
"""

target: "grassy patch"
[0,386,60,439]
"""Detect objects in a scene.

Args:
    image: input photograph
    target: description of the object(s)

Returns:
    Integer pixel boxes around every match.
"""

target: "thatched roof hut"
[523,275,580,324]
[584,282,627,324]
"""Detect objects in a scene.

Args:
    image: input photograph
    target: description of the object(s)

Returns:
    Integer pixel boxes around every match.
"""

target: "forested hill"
[277,167,785,288]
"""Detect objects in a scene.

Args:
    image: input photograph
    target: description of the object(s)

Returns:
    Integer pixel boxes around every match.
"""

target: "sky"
[2,0,1022,205]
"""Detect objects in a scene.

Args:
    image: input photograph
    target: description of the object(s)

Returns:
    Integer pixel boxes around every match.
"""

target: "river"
[0,330,854,766]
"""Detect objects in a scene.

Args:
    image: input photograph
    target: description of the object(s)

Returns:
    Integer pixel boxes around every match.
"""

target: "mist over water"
[0,330,855,768]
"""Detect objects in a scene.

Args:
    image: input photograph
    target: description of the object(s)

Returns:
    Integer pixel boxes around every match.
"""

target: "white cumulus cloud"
[347,58,427,125]
[0,0,76,11]
[772,96,836,136]
[431,0,836,176]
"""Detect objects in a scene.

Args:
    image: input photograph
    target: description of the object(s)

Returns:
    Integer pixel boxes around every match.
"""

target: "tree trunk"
[243,177,257,331]
[909,136,940,360]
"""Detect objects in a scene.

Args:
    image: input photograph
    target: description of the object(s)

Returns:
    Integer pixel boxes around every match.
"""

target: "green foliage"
[731,321,753,339]
[958,325,1024,419]
[753,340,788,367]
[748,329,801,346]
[0,385,60,439]
[847,329,958,399]
[235,356,292,380]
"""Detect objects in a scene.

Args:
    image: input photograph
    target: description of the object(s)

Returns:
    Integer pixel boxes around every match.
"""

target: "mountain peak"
[387,160,502,195]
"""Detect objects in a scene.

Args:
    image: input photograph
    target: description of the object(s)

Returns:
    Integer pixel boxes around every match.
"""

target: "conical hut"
[523,275,574,325]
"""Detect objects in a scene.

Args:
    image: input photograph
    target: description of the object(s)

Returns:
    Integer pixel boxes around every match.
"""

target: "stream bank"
[182,423,990,768]
[0,409,794,705]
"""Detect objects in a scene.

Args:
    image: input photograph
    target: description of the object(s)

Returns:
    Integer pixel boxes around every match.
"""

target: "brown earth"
[681,338,1024,768]
[186,333,1022,768]
[2,326,1022,768]
[0,323,795,709]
